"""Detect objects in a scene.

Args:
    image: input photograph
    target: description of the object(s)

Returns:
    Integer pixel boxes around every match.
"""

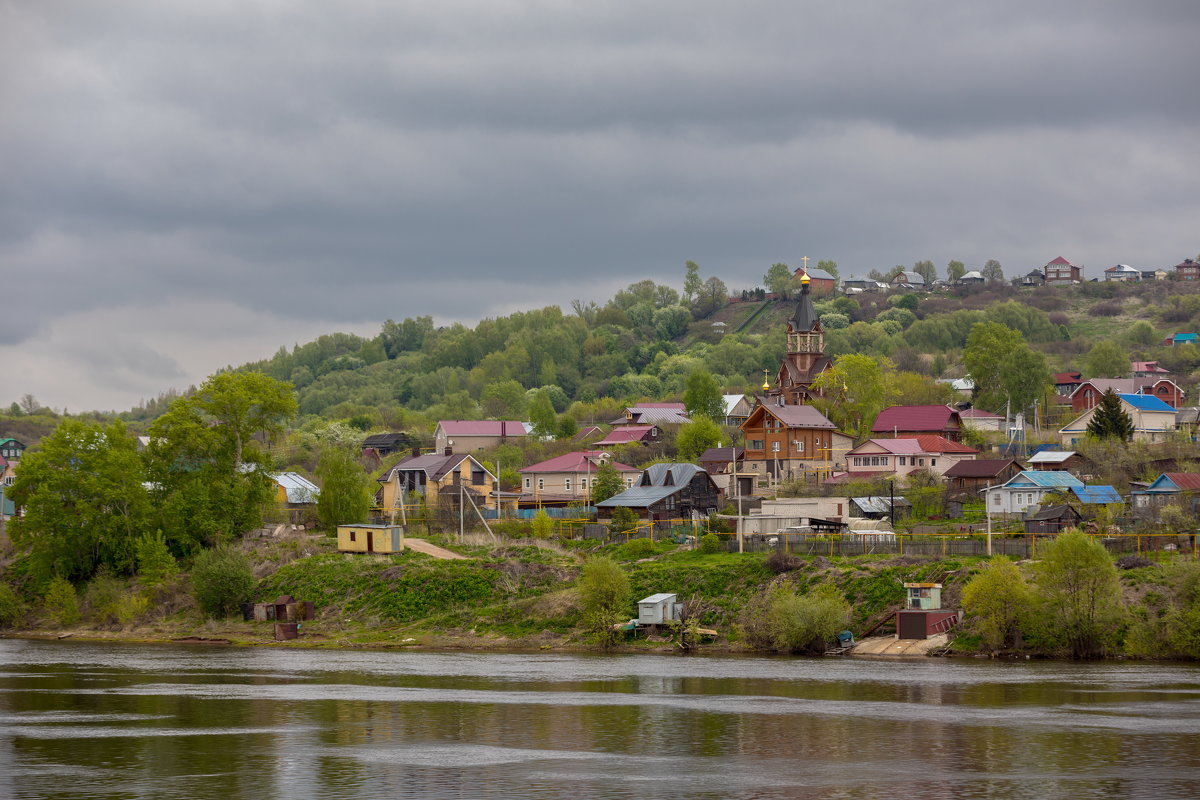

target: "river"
[1,639,1198,799]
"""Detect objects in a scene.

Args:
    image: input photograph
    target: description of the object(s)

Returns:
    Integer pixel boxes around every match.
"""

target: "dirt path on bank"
[405,538,468,560]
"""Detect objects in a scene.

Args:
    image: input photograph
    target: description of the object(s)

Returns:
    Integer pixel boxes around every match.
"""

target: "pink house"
[844,436,978,479]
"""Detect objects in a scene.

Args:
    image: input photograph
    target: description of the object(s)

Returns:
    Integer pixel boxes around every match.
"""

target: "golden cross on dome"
[800,256,810,270]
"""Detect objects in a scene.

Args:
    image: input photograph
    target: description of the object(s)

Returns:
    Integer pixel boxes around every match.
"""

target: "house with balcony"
[843,437,978,479]
[1175,259,1200,281]
[377,452,504,513]
[1043,256,1082,284]
[740,400,852,483]
[1103,263,1141,282]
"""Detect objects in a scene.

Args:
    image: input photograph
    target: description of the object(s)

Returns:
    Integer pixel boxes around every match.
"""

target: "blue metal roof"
[1174,333,1197,343]
[1004,471,1085,489]
[1117,393,1176,412]
[1070,485,1123,504]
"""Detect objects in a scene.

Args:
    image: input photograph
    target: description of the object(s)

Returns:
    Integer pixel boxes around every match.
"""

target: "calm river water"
[1,639,1199,799]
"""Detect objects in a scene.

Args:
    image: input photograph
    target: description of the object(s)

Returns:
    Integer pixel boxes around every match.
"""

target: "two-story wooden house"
[378,452,505,514]
[740,400,852,482]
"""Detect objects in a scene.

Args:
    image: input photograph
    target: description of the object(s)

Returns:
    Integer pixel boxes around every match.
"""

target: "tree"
[981,259,1004,282]
[480,379,528,418]
[764,263,793,299]
[676,416,725,461]
[740,585,851,654]
[577,556,632,642]
[962,557,1032,652]
[946,260,966,283]
[683,369,725,420]
[1126,321,1159,347]
[1085,340,1129,378]
[653,305,692,339]
[531,509,554,539]
[528,390,558,438]
[1086,390,1134,441]
[683,260,703,303]
[146,372,298,552]
[963,322,1049,410]
[693,276,729,318]
[913,259,937,285]
[591,462,625,504]
[816,259,839,279]
[191,546,255,618]
[8,419,150,583]
[316,446,373,531]
[810,354,897,439]
[1033,530,1123,658]
[135,530,178,592]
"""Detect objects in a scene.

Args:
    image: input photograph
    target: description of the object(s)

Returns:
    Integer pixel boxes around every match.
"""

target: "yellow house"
[377,452,514,513]
[337,524,405,554]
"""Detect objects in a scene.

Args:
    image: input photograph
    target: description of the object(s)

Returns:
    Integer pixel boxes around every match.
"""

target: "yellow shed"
[337,524,405,554]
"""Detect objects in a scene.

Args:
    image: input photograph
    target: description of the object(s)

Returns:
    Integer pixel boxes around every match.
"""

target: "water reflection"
[1,640,1199,799]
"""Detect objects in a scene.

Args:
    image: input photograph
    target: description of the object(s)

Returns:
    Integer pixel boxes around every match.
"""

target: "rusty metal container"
[274,622,299,640]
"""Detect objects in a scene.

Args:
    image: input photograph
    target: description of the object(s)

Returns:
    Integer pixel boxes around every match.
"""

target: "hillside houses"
[1059,393,1177,447]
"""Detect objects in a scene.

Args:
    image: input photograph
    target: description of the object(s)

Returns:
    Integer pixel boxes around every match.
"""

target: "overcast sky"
[3,1,1199,412]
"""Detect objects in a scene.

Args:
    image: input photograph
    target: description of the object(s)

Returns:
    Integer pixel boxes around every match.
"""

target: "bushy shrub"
[530,509,554,539]
[962,557,1032,652]
[136,530,179,591]
[83,571,125,625]
[191,546,255,618]
[698,533,720,554]
[43,576,80,627]
[577,556,632,643]
[620,537,657,559]
[740,585,850,653]
[0,583,24,628]
[1091,301,1123,317]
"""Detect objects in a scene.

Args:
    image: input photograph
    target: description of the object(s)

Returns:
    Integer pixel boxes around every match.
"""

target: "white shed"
[637,593,681,625]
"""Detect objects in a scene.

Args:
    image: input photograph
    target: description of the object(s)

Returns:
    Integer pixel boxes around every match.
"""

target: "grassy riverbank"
[2,531,1195,658]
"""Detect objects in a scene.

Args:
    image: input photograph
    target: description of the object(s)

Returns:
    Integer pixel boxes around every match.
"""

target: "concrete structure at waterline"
[895,583,961,640]
[337,523,405,554]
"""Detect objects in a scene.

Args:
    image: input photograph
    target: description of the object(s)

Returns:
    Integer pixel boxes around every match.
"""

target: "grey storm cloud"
[2,0,1199,408]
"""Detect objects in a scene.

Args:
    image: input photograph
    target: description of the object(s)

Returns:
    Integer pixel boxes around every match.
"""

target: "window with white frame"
[564,478,572,492]
[524,477,530,489]
[537,479,544,490]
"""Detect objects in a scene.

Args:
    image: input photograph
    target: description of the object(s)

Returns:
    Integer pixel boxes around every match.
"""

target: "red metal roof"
[915,435,977,454]
[438,420,529,436]
[871,405,959,434]
[958,408,1002,418]
[943,459,1022,479]
[1046,256,1076,266]
[519,451,638,474]
[594,426,657,445]
[1164,473,1200,491]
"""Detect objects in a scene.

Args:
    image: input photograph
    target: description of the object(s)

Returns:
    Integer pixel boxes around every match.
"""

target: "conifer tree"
[1086,389,1134,441]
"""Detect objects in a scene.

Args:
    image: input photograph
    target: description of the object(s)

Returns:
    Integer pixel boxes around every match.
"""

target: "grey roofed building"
[595,463,720,523]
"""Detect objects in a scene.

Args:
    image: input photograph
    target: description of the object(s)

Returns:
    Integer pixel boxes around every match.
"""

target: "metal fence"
[719,532,1199,558]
